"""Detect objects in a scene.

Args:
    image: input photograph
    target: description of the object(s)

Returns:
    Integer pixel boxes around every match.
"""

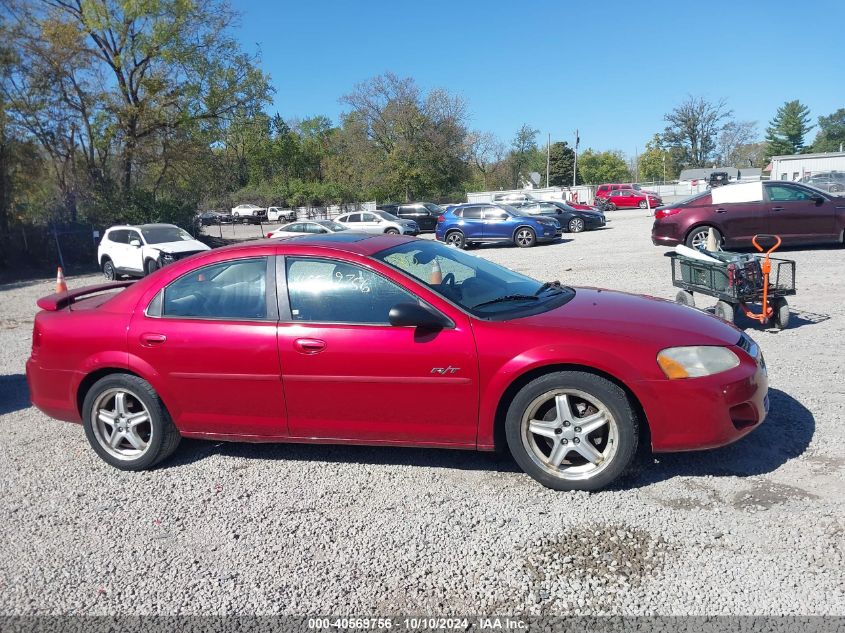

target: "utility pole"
[573,129,579,187]
[546,133,550,188]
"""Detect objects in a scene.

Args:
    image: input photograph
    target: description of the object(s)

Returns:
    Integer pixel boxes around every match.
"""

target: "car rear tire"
[771,297,790,330]
[686,226,722,250]
[505,371,638,492]
[675,290,695,307]
[144,259,159,276]
[514,227,536,248]
[568,217,585,233]
[714,300,735,324]
[445,230,465,249]
[638,200,648,209]
[102,258,116,281]
[82,374,181,471]
[385,228,400,235]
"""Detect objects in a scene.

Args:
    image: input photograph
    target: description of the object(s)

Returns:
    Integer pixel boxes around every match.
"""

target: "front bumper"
[636,349,768,452]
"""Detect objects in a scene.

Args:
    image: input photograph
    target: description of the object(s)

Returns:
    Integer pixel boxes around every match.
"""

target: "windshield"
[375,211,400,221]
[141,226,194,244]
[373,240,573,319]
[319,221,348,231]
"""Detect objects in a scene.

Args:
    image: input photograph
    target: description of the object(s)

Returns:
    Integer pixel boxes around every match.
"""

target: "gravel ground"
[1,209,843,616]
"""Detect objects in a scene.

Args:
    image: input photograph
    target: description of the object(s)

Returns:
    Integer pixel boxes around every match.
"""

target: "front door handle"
[140,333,167,346]
[716,207,727,213]
[772,206,784,211]
[294,338,327,354]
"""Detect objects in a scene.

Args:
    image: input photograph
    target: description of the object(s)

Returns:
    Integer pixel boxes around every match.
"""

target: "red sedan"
[607,189,663,209]
[27,234,768,491]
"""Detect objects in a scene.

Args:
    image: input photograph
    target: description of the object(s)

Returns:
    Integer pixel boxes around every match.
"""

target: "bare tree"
[465,131,506,188]
[663,96,732,167]
[718,120,758,166]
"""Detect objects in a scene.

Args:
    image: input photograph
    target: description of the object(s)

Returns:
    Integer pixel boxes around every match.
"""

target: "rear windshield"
[680,192,712,206]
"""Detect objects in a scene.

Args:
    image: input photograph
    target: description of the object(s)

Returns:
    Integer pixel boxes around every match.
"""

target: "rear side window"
[344,214,361,223]
[108,230,128,244]
[162,258,268,320]
[462,207,482,219]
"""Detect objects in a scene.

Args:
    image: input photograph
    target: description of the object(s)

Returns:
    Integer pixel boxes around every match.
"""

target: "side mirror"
[389,302,449,330]
[813,195,825,205]
[129,239,141,247]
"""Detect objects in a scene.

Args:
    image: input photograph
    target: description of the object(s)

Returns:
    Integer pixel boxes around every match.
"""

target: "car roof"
[106,223,180,230]
[219,233,418,257]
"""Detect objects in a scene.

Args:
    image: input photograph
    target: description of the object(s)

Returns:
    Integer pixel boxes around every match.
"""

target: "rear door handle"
[772,206,784,211]
[294,338,326,354]
[140,333,167,346]
[715,208,727,213]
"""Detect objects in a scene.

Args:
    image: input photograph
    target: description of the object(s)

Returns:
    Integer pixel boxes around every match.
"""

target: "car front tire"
[385,228,400,235]
[144,258,159,276]
[505,371,638,491]
[82,374,181,471]
[568,217,585,233]
[514,227,536,248]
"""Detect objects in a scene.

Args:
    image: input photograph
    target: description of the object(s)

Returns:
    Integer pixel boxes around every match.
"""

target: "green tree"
[509,124,539,188]
[811,108,845,153]
[547,141,578,186]
[577,149,631,184]
[764,100,813,160]
[663,96,731,167]
[637,134,678,183]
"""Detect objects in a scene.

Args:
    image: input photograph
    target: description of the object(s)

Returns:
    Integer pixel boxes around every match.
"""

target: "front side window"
[108,230,128,244]
[483,207,509,220]
[375,241,574,320]
[163,258,268,320]
[126,230,143,245]
[286,258,416,324]
[768,185,814,202]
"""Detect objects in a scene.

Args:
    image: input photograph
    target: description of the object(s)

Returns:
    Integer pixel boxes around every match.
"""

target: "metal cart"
[667,235,796,329]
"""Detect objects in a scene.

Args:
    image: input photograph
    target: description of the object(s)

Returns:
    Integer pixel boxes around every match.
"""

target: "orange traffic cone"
[56,267,68,293]
[429,259,442,285]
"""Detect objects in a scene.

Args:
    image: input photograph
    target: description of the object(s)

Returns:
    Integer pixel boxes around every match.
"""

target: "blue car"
[435,203,562,249]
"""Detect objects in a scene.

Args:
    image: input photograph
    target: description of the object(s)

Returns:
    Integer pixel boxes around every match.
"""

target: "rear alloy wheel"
[515,227,536,248]
[144,258,159,276]
[638,200,648,209]
[385,228,400,235]
[714,300,735,324]
[568,217,585,233]
[82,374,181,470]
[506,371,638,491]
[686,226,722,250]
[675,290,695,307]
[445,231,465,249]
[102,259,116,281]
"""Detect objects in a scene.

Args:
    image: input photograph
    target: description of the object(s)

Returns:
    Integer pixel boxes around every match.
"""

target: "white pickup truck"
[267,206,297,223]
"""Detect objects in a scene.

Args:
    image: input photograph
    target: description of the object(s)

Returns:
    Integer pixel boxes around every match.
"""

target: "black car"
[519,200,606,233]
[378,202,444,231]
[197,211,223,226]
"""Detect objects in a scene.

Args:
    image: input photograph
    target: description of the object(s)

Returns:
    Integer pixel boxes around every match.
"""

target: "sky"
[231,0,844,158]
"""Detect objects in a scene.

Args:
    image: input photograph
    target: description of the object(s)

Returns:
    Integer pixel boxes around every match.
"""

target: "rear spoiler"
[37,281,135,311]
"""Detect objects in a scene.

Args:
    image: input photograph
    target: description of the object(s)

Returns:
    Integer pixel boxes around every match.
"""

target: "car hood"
[518,287,740,348]
[149,239,210,254]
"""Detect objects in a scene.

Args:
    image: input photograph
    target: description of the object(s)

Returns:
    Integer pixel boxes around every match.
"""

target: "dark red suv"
[651,181,845,249]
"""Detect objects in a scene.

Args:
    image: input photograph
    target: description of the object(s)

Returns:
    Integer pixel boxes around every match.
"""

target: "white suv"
[335,210,419,235]
[98,224,210,279]
[231,204,268,224]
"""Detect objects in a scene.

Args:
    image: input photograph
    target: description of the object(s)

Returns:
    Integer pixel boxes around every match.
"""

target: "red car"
[607,189,663,209]
[27,234,768,491]
[595,183,657,201]
[652,181,845,249]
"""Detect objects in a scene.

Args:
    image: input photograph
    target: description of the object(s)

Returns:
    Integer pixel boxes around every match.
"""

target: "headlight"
[656,346,740,379]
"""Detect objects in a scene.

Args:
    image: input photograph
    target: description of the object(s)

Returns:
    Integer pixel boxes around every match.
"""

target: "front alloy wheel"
[515,227,536,248]
[568,217,585,233]
[506,371,638,491]
[102,259,116,280]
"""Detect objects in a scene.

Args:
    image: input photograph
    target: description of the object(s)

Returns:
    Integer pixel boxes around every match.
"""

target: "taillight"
[437,215,446,223]
[654,208,682,220]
